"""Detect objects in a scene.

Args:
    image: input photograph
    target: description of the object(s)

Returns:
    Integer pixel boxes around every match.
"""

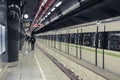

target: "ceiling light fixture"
[51,7,56,12]
[81,0,86,2]
[48,12,51,15]
[55,1,62,7]
[45,15,48,18]
[11,4,14,7]
[15,5,19,8]
[43,17,46,20]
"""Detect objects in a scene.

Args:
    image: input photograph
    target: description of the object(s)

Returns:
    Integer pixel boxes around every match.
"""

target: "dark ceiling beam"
[21,1,26,14]
[7,0,20,5]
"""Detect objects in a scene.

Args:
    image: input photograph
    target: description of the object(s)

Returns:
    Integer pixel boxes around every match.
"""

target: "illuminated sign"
[25,22,30,27]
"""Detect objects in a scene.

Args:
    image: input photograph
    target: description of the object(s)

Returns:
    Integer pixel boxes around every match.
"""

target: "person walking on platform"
[25,35,31,45]
[31,37,36,50]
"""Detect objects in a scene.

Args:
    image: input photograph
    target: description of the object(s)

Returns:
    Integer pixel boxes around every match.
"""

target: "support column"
[7,2,21,62]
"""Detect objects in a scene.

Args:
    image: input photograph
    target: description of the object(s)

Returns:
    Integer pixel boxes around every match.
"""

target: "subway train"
[37,16,120,76]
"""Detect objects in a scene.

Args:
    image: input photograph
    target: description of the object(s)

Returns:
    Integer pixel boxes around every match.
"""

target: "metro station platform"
[5,42,69,80]
[5,40,120,80]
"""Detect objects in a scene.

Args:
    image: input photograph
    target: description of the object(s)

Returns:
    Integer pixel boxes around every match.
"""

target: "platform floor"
[5,43,70,80]
[36,40,120,80]
[5,40,120,80]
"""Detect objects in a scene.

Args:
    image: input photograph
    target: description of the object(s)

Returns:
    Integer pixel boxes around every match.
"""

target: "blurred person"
[31,37,36,50]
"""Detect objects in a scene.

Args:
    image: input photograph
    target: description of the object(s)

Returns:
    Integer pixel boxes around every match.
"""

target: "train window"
[0,24,6,55]
[50,35,52,40]
[65,34,69,43]
[64,34,67,43]
[78,33,81,45]
[56,35,58,41]
[74,33,79,45]
[67,34,70,43]
[78,33,84,45]
[70,33,75,44]
[83,33,95,47]
[108,32,120,51]
[98,33,103,48]
[57,34,60,42]
[59,34,62,42]
[61,34,65,42]
[53,35,56,41]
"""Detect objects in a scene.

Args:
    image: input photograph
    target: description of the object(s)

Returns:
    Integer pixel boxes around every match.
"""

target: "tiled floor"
[6,47,42,80]
[5,43,69,80]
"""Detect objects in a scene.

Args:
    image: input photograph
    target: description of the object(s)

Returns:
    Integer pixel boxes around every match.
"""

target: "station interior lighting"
[24,14,29,19]
[43,17,46,20]
[11,4,14,7]
[48,12,51,15]
[41,1,62,23]
[51,7,56,12]
[45,15,48,18]
[55,1,62,7]
[81,0,86,2]
[15,5,19,8]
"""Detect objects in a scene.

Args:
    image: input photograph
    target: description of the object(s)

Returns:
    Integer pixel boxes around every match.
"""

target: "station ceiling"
[34,0,120,34]
[21,0,40,21]
[7,0,40,24]
[8,0,120,34]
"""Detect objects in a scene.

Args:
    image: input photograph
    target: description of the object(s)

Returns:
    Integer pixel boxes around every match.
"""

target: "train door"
[69,33,76,56]
[82,33,96,64]
[106,32,120,75]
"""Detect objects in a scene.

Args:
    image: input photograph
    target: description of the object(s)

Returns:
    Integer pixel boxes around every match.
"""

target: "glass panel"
[0,24,1,54]
[2,25,5,53]
[0,24,6,55]
[108,32,120,51]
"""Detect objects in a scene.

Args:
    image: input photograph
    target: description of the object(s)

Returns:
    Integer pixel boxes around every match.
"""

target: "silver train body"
[37,17,120,76]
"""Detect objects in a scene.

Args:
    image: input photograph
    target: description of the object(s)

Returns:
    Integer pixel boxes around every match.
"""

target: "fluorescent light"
[45,15,48,18]
[48,12,51,15]
[15,5,19,8]
[81,0,86,2]
[43,18,45,20]
[51,7,55,12]
[11,4,14,7]
[55,1,62,7]
[40,19,43,21]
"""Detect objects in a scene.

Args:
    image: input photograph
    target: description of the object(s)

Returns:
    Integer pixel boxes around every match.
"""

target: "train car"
[37,16,120,76]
